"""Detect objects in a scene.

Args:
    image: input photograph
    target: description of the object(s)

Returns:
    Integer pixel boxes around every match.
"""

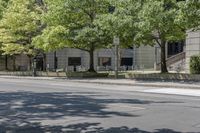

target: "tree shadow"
[0,91,185,132]
[0,122,197,133]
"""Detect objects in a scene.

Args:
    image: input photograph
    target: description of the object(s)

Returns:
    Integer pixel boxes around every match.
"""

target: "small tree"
[0,0,44,70]
[134,0,186,73]
[34,0,112,72]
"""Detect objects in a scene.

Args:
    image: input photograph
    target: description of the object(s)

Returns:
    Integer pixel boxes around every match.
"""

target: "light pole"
[113,36,120,79]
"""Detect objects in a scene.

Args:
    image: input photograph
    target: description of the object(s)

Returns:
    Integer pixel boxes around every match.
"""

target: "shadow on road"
[0,91,188,133]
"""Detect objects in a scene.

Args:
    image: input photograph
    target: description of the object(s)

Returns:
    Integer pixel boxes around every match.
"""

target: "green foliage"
[33,26,68,52]
[134,0,186,46]
[190,55,200,74]
[176,0,200,30]
[0,0,9,19]
[95,0,142,48]
[1,44,24,55]
[33,0,114,71]
[66,72,109,78]
[133,0,188,73]
[34,0,111,52]
[0,0,9,54]
[0,0,43,56]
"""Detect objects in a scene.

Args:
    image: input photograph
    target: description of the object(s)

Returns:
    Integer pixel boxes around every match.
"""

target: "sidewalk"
[0,75,200,89]
[71,79,200,89]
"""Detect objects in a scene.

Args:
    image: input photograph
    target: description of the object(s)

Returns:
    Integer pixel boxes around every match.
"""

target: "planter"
[125,73,200,81]
[66,72,109,78]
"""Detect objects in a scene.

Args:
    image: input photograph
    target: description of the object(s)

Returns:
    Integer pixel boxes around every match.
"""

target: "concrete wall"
[0,48,153,71]
[185,30,200,73]
[46,48,134,71]
[46,48,89,70]
[0,43,186,72]
[15,55,31,70]
[134,45,156,69]
[0,56,5,71]
[0,55,30,71]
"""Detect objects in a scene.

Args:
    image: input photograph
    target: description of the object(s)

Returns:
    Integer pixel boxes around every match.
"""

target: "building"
[0,32,189,73]
[0,43,185,72]
[46,48,134,71]
[185,30,200,73]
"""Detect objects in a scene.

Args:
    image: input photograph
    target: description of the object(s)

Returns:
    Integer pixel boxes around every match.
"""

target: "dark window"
[98,57,111,66]
[68,57,81,66]
[54,52,58,70]
[36,57,44,71]
[121,58,133,66]
[168,41,184,57]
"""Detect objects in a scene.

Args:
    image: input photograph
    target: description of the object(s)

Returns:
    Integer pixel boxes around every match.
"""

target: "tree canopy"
[95,0,143,48]
[0,0,199,72]
[133,0,187,73]
[34,0,112,71]
[177,0,200,30]
[0,0,44,58]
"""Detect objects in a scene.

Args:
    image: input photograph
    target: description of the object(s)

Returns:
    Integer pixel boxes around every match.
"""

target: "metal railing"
[156,52,186,70]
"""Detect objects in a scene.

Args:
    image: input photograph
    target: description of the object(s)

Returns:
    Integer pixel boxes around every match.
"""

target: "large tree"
[0,0,44,70]
[134,0,186,73]
[34,0,112,72]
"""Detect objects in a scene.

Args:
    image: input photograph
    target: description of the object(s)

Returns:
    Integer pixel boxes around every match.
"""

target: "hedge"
[66,72,109,78]
[190,55,200,74]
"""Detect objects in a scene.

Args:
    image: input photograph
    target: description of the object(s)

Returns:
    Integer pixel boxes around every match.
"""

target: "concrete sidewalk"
[0,75,200,89]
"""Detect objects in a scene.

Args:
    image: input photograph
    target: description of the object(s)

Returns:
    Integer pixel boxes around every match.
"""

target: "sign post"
[113,36,120,79]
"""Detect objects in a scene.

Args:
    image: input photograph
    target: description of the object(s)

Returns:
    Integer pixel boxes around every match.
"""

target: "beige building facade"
[0,38,187,72]
[185,30,200,73]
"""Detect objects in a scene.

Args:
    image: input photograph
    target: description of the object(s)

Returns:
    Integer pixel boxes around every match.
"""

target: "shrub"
[66,72,109,78]
[190,55,200,74]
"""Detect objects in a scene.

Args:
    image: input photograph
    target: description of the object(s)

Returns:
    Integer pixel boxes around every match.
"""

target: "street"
[0,78,200,133]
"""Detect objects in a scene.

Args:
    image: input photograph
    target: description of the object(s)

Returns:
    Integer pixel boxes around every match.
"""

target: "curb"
[0,76,200,90]
[71,81,200,90]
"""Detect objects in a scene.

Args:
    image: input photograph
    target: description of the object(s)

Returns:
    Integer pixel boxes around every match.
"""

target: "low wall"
[125,73,200,81]
[0,71,67,77]
[0,71,108,78]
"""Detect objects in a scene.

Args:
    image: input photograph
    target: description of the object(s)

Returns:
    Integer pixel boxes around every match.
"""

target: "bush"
[66,72,109,78]
[190,55,200,74]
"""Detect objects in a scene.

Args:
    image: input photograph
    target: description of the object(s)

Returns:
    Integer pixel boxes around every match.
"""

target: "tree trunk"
[5,55,8,71]
[12,56,16,71]
[88,50,96,72]
[160,41,168,73]
[43,53,47,71]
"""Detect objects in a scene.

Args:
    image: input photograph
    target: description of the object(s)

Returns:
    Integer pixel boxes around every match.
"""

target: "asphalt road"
[0,78,200,133]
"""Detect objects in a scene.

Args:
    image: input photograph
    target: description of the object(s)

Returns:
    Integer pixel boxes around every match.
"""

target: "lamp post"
[113,36,120,79]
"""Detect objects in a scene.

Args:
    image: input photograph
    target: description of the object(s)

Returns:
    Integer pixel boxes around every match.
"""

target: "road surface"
[0,78,200,133]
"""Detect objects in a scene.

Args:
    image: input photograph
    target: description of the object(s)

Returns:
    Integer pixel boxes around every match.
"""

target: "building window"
[168,41,184,57]
[98,57,111,66]
[121,58,133,66]
[68,57,81,66]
